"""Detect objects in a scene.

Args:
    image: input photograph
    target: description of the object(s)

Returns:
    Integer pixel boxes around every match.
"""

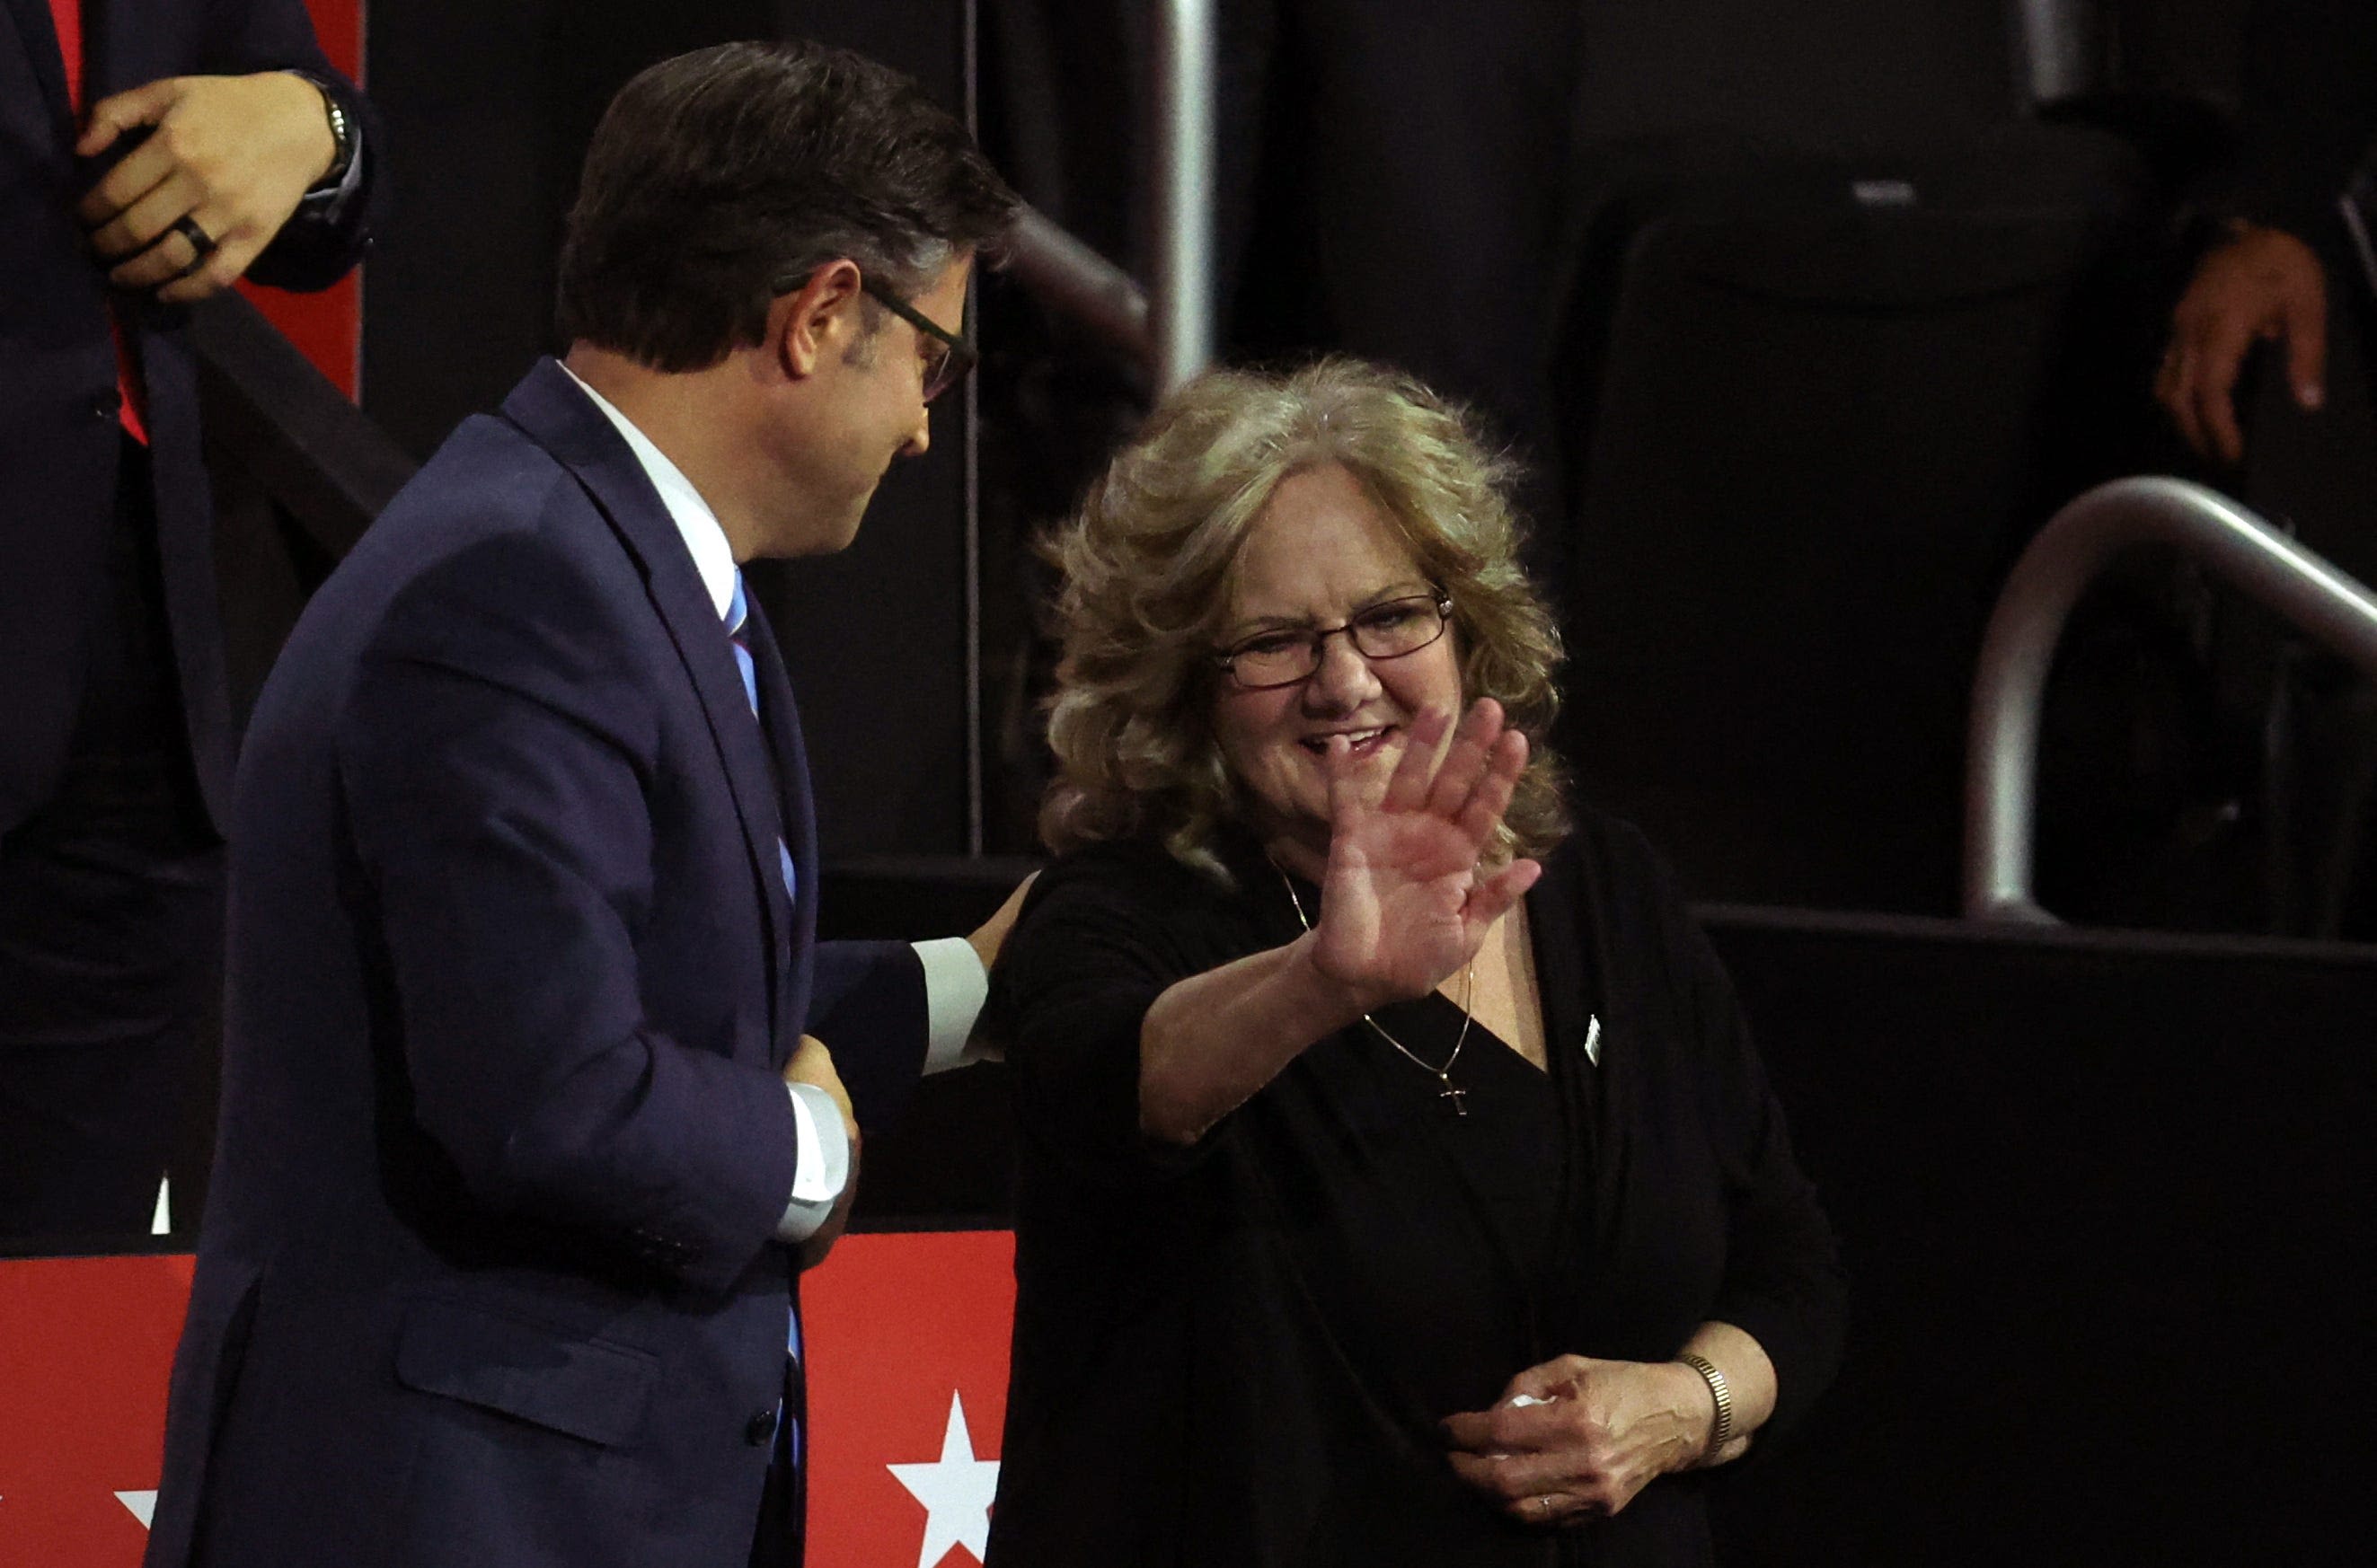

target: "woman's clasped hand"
[1444,1352,1747,1525]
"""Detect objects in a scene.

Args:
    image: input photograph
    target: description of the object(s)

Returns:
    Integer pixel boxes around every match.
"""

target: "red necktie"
[49,0,150,445]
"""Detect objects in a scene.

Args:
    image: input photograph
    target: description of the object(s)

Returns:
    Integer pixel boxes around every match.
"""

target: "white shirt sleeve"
[913,935,993,1072]
[773,1082,852,1242]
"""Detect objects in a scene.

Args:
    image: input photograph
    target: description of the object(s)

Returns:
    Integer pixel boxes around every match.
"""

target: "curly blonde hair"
[1038,357,1568,881]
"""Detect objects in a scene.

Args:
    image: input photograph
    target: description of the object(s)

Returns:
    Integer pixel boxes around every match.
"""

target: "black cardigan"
[985,810,1845,1568]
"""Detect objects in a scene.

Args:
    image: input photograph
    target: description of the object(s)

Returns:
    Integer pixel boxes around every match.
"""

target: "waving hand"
[1304,698,1541,1010]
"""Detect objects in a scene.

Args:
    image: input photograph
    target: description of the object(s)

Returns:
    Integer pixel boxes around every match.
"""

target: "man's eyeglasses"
[860,277,976,403]
[1212,592,1455,691]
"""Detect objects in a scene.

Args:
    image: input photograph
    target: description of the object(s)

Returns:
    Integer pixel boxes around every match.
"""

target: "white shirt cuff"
[774,1082,851,1242]
[913,936,991,1074]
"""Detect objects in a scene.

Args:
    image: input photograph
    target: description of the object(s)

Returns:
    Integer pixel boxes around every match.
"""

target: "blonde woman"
[986,359,1843,1566]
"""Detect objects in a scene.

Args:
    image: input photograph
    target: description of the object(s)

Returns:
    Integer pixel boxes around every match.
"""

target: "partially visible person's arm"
[2158,222,2328,465]
[1135,928,1378,1145]
[2214,0,2377,248]
[75,0,384,301]
[915,869,1038,1070]
[2154,0,2377,462]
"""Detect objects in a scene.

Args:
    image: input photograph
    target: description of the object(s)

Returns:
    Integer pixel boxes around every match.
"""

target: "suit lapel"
[3,0,75,140]
[497,358,795,1038]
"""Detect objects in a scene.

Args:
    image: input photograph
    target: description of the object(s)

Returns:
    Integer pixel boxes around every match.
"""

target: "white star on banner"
[116,1491,157,1528]
[887,1391,1000,1568]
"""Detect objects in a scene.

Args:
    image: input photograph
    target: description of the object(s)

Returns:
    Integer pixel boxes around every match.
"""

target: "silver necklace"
[1275,867,1475,1116]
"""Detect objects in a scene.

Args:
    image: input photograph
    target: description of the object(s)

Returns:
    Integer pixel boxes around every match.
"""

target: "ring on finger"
[169,216,216,281]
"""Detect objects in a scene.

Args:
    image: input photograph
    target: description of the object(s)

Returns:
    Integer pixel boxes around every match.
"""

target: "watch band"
[288,72,356,200]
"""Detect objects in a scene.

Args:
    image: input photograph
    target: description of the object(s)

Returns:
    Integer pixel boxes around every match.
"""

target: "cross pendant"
[1437,1078,1468,1116]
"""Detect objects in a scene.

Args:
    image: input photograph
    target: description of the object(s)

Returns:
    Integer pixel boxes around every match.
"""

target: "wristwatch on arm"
[284,70,359,211]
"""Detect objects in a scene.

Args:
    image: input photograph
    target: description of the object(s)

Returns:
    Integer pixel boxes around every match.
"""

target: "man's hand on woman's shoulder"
[966,872,1038,974]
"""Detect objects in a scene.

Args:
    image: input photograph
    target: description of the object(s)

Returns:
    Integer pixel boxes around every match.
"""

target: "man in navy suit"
[0,0,381,1241]
[145,40,1018,1568]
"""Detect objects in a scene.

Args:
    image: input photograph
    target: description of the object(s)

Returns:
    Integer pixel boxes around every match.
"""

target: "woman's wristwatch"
[1677,1353,1735,1462]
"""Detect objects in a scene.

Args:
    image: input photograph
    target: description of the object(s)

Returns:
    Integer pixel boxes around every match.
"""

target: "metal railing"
[1003,208,1152,367]
[994,0,1213,392]
[1964,476,2377,921]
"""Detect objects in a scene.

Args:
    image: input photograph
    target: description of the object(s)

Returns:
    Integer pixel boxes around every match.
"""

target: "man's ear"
[774,259,864,379]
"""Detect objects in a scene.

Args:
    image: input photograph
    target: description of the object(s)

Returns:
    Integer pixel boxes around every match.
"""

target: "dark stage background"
[356,0,2355,933]
[7,2,2372,1563]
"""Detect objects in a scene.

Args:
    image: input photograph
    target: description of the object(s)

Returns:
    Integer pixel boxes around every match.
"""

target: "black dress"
[985,810,1844,1567]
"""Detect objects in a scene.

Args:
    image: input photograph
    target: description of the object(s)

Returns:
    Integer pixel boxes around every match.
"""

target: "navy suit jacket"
[146,360,930,1568]
[0,0,382,835]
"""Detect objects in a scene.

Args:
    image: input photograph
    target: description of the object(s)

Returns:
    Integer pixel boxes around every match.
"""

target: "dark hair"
[555,40,1017,371]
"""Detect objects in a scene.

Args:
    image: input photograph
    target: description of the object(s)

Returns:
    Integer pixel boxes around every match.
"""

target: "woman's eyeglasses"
[1212,592,1454,691]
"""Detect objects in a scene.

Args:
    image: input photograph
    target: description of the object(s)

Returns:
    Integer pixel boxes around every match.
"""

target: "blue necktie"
[728,572,805,1470]
[726,574,800,907]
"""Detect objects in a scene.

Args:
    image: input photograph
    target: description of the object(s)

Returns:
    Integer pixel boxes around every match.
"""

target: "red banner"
[805,1231,1015,1568]
[0,1234,1016,1568]
[0,1255,192,1567]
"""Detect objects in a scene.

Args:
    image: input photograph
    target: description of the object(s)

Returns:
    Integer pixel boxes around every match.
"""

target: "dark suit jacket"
[145,360,931,1568]
[0,0,382,836]
[2201,0,2377,242]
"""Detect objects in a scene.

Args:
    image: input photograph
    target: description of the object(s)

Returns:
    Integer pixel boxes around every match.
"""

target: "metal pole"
[1965,477,2377,921]
[1149,0,1216,393]
[2010,0,2100,108]
[963,0,984,857]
